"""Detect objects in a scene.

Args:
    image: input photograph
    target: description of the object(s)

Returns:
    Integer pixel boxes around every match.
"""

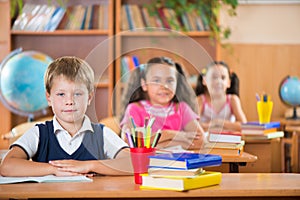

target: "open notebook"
[0,175,92,184]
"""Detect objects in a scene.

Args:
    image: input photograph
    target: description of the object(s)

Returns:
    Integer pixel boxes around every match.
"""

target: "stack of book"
[204,130,244,156]
[12,3,109,32]
[241,121,284,140]
[140,153,222,191]
[121,4,210,31]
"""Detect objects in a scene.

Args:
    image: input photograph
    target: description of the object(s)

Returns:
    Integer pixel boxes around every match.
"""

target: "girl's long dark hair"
[120,57,198,119]
[195,61,239,96]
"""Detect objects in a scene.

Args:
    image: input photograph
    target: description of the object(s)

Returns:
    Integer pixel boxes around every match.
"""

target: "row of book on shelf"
[203,121,283,157]
[141,152,222,191]
[12,3,108,31]
[121,4,210,31]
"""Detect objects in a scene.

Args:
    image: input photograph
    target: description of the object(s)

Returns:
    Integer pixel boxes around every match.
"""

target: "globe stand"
[286,106,300,120]
[28,114,34,122]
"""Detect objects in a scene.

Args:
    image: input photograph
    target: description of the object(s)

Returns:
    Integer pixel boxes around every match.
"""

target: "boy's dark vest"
[32,121,105,162]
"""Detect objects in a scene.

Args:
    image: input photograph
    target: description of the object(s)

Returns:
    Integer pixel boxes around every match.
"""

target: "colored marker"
[151,129,161,148]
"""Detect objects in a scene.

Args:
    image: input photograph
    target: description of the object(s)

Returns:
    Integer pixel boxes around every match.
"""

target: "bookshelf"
[1,0,115,130]
[0,0,220,149]
[113,0,220,116]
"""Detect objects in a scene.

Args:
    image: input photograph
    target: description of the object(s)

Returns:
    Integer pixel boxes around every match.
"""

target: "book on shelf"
[91,5,100,29]
[198,7,210,31]
[241,121,280,130]
[180,13,191,31]
[192,10,205,31]
[242,131,284,140]
[120,4,207,31]
[44,7,66,31]
[12,3,36,31]
[0,175,92,184]
[148,167,204,177]
[12,3,110,32]
[208,130,242,144]
[186,11,197,31]
[140,171,222,191]
[25,4,56,31]
[130,4,145,29]
[96,4,109,30]
[163,8,181,31]
[157,7,171,29]
[123,4,134,30]
[120,55,140,82]
[141,7,162,29]
[121,4,129,30]
[241,127,278,135]
[148,153,222,170]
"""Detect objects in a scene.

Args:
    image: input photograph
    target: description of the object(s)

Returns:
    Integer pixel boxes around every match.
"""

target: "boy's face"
[46,75,93,127]
[141,64,177,106]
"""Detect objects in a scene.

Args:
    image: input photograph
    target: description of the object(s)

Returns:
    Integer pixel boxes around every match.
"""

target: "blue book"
[148,153,222,170]
[124,4,134,30]
[44,7,66,31]
[242,121,280,130]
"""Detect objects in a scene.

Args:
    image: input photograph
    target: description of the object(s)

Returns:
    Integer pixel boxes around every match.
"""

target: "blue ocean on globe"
[0,48,53,117]
[279,76,300,106]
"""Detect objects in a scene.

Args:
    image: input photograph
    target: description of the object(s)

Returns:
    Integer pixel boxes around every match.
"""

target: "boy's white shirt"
[12,115,128,159]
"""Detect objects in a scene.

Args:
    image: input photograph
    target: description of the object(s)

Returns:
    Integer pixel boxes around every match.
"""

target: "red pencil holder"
[130,147,156,184]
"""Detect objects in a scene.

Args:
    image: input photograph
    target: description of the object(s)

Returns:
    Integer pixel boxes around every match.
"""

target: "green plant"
[147,0,238,43]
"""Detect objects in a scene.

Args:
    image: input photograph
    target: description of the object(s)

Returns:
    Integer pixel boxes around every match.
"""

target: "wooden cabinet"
[0,0,220,149]
[0,0,12,149]
[113,0,220,116]
[239,139,282,173]
[0,0,115,149]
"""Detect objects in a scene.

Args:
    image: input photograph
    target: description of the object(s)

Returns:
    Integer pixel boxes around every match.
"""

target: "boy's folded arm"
[0,153,56,177]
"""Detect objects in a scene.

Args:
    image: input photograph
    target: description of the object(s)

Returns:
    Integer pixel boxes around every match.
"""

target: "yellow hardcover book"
[140,171,222,191]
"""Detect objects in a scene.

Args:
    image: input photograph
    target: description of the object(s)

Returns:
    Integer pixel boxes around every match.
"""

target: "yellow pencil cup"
[257,101,273,124]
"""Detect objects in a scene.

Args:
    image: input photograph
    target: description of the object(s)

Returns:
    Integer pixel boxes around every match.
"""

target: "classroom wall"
[220,3,300,121]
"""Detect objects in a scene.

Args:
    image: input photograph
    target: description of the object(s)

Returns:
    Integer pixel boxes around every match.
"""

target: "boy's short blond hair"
[44,56,95,94]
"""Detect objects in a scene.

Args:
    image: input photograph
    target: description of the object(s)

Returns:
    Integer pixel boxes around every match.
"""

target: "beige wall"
[221,3,300,44]
[220,3,300,121]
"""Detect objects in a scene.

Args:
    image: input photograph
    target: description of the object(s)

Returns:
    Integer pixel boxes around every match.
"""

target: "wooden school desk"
[1,173,299,200]
[221,152,257,173]
[280,119,300,173]
[206,152,257,173]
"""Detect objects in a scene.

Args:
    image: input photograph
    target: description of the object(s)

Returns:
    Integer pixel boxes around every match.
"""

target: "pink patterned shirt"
[200,94,236,123]
[120,100,199,132]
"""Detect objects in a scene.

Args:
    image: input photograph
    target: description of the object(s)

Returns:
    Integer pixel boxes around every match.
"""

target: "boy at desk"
[0,56,132,177]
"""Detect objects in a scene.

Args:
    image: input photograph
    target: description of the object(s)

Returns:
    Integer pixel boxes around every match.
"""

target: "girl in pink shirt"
[120,57,204,150]
[195,61,247,132]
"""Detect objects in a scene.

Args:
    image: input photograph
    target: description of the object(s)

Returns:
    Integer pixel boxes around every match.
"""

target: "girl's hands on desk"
[158,130,203,150]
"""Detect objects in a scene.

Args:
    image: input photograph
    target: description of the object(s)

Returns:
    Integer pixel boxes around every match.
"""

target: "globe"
[0,48,53,120]
[279,75,300,119]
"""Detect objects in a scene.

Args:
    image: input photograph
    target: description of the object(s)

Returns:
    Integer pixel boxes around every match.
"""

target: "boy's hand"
[49,160,92,175]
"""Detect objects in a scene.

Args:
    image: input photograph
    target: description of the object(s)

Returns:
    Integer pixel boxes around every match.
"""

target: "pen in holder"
[256,94,273,124]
